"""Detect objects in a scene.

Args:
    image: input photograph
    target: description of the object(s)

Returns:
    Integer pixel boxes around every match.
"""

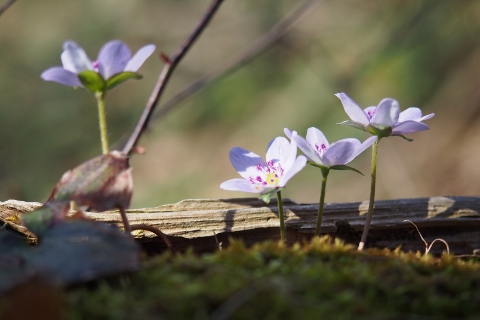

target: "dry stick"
[118,0,319,248]
[130,223,174,254]
[118,206,131,234]
[115,0,321,151]
[122,0,225,156]
[0,0,15,17]
[145,0,322,126]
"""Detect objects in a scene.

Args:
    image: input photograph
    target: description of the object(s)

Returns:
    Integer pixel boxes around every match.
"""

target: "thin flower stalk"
[276,190,286,244]
[336,93,434,250]
[316,169,328,236]
[95,91,109,154]
[285,128,374,237]
[358,138,379,251]
[220,136,307,243]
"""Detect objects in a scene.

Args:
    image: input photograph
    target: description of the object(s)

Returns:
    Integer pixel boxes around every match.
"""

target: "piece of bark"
[1,197,479,255]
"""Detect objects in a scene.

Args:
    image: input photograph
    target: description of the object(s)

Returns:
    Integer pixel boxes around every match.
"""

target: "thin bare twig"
[404,220,450,255]
[131,223,174,254]
[116,0,320,152]
[0,0,16,17]
[128,0,321,144]
[122,0,225,155]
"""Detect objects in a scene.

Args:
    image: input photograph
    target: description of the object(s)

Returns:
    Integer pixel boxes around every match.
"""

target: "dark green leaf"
[0,220,140,294]
[307,162,331,177]
[330,165,364,175]
[78,70,106,93]
[106,72,142,91]
[337,120,367,132]
[259,189,282,204]
[259,193,272,204]
[396,134,414,142]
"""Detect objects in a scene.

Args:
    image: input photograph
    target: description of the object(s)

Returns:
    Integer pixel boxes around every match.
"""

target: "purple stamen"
[92,61,100,72]
[366,109,376,120]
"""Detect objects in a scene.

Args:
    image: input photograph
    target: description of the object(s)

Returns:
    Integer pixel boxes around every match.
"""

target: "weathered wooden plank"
[1,197,479,254]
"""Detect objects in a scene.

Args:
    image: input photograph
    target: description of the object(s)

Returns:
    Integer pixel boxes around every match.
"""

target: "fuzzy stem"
[315,169,329,237]
[276,190,286,244]
[95,91,109,154]
[358,139,379,251]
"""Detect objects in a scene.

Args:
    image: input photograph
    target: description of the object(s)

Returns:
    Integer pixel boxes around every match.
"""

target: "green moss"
[59,237,480,319]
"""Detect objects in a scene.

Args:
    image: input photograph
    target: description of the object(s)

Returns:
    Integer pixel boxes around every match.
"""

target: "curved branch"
[131,223,174,254]
[0,0,16,18]
[148,0,321,126]
[122,0,225,155]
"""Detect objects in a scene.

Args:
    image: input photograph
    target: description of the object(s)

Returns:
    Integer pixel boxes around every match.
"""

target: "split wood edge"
[1,196,480,254]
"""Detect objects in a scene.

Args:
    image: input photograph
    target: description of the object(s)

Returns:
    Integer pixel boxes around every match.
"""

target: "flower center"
[92,61,100,72]
[248,161,284,188]
[315,143,327,157]
[366,109,376,121]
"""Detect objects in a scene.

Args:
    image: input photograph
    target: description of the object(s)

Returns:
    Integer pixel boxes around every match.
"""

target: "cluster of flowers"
[40,40,156,231]
[42,40,156,155]
[42,39,435,250]
[221,93,434,248]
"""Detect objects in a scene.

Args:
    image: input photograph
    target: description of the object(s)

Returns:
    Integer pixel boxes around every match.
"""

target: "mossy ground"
[59,237,480,320]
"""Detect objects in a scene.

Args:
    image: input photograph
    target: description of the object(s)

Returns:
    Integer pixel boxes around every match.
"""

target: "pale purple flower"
[41,40,156,88]
[220,136,307,200]
[335,92,434,138]
[284,128,376,168]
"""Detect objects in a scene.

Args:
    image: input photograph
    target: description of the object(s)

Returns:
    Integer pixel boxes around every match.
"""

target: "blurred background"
[0,0,479,208]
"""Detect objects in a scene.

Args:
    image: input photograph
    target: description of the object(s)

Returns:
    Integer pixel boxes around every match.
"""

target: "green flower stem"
[358,138,379,251]
[276,190,286,244]
[315,169,329,237]
[95,91,109,154]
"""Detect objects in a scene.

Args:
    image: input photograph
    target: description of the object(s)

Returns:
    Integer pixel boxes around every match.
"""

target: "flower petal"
[97,40,131,79]
[349,136,377,162]
[335,93,369,126]
[306,127,329,150]
[124,44,156,72]
[392,120,429,135]
[418,113,435,122]
[61,41,92,73]
[266,137,295,171]
[283,128,293,139]
[279,155,307,187]
[229,147,266,180]
[283,130,302,169]
[349,136,378,156]
[398,108,434,123]
[220,178,266,194]
[371,98,400,128]
[41,67,83,87]
[322,140,356,167]
[398,107,422,122]
[293,132,323,165]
